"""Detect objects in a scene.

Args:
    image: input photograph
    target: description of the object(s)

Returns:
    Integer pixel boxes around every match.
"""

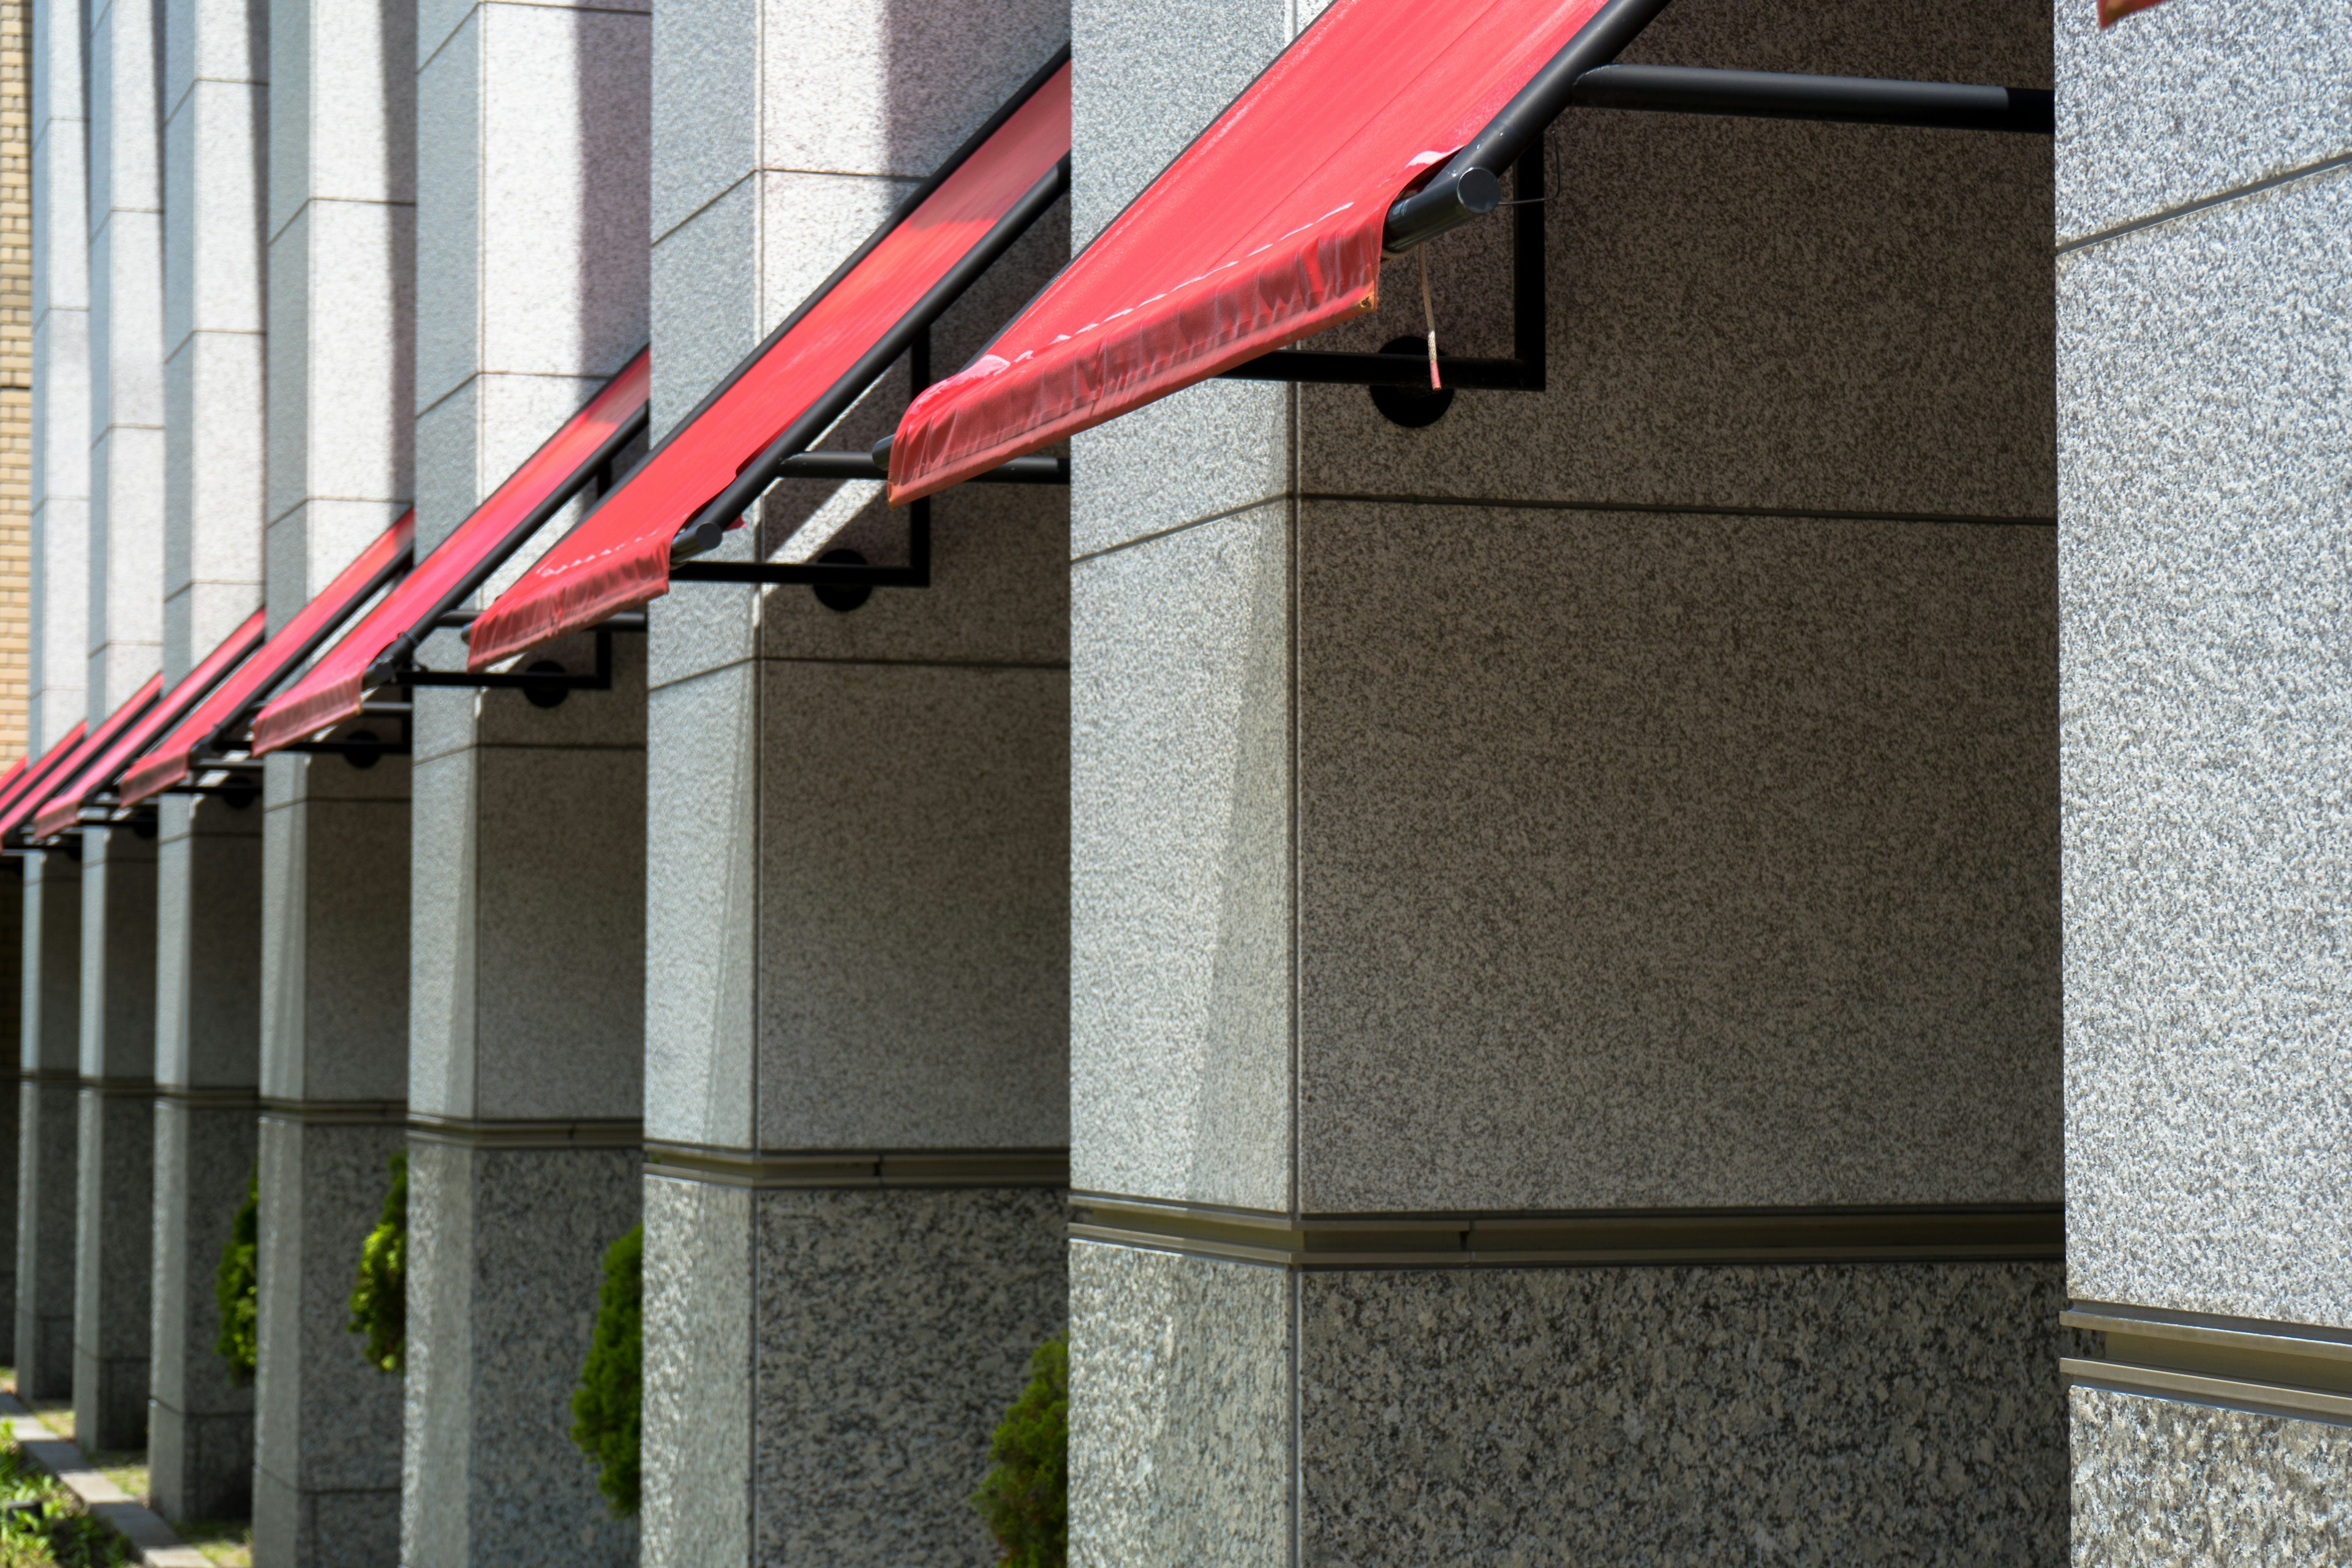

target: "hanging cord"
[1417,246,1441,391]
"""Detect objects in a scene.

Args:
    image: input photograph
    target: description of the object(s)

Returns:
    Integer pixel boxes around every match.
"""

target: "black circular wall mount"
[1369,335,1455,428]
[814,548,872,614]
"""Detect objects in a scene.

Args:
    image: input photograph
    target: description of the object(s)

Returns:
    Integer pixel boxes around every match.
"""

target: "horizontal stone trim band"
[2064,1358,2352,1430]
[409,1115,643,1150]
[154,1087,266,1109]
[18,1068,84,1085]
[1071,1195,2063,1270]
[2062,1301,2352,1415]
[79,1077,158,1099]
[645,1142,1069,1190]
[258,1098,409,1126]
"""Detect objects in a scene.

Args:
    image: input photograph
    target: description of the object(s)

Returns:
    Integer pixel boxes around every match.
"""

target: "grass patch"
[0,1423,129,1567]
[168,1518,252,1567]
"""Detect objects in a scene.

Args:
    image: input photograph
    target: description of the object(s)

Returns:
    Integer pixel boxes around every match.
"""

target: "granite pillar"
[399,0,647,1555]
[28,0,91,749]
[16,847,80,1396]
[151,795,263,1520]
[2056,2,2352,1558]
[150,0,270,1515]
[72,824,157,1449]
[253,0,413,1554]
[1066,0,2065,1559]
[0,862,19,1332]
[638,0,1069,1559]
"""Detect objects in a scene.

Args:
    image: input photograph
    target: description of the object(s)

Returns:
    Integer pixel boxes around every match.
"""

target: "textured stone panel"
[74,1091,154,1449]
[1302,1263,2075,1566]
[404,1144,639,1568]
[2056,0,2352,245]
[148,1099,258,1521]
[2060,164,2352,1327]
[641,1175,751,1568]
[1295,503,2059,1212]
[1071,506,1292,1212]
[754,663,1068,1151]
[752,1187,1066,1566]
[2070,1386,2352,1566]
[15,1079,80,1396]
[1069,1241,1290,1568]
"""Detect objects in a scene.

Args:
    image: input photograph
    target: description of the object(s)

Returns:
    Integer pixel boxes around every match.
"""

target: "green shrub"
[0,1422,130,1567]
[570,1225,642,1518]
[347,1149,407,1374]
[970,1333,1067,1568]
[213,1166,260,1385]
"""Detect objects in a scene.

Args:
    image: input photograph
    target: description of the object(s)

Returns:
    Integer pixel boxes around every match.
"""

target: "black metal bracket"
[1221,140,1547,393]
[1224,0,2054,390]
[396,628,617,709]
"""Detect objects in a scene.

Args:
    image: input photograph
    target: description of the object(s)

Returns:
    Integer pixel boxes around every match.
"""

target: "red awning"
[118,513,415,808]
[888,0,1612,501]
[464,59,1072,671]
[250,351,651,755]
[0,679,162,842]
[28,612,270,839]
[0,725,88,831]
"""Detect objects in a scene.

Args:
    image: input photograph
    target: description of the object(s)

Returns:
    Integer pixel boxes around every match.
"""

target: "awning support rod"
[1566,66,2055,133]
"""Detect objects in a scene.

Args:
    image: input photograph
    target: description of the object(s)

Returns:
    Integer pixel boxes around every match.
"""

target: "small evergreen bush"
[570,1224,642,1517]
[213,1166,260,1385]
[970,1333,1067,1568]
[347,1148,407,1374]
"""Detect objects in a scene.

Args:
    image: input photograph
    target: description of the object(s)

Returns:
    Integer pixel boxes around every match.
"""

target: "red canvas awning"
[28,612,270,839]
[464,59,1072,671]
[250,351,651,755]
[118,513,415,808]
[0,726,86,830]
[887,0,1615,502]
[1,679,162,842]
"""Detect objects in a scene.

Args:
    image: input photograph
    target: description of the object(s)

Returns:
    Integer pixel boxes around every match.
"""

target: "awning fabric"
[0,679,162,842]
[118,513,415,808]
[887,0,1609,502]
[463,61,1072,671]
[250,352,652,756]
[29,612,269,839]
[0,725,86,831]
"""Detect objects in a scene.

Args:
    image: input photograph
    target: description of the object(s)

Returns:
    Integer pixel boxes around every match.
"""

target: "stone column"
[149,0,270,1517]
[0,861,18,1331]
[2057,3,2352,1557]
[150,794,263,1518]
[252,0,412,1556]
[1067,0,2068,1561]
[402,0,648,1558]
[638,1,1070,1561]
[15,846,78,1396]
[72,823,155,1448]
[28,0,90,749]
[23,0,92,1402]
[75,0,168,1460]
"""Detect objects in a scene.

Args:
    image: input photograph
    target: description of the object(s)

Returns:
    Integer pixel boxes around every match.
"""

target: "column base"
[403,1136,641,1568]
[643,1175,1068,1568]
[150,1096,260,1520]
[15,1077,79,1398]
[1073,1241,2077,1566]
[253,1113,406,1568]
[75,1087,154,1450]
[2071,1385,2352,1563]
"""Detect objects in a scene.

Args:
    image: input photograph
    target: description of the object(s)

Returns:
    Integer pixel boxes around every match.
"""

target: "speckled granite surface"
[1302,1264,2075,1566]
[752,1186,1066,1566]
[2070,1387,2352,1566]
[1071,1241,1291,1567]
[1073,1248,2075,1566]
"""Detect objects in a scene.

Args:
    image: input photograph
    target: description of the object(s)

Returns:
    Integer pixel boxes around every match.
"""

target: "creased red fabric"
[2,679,161,842]
[29,612,267,838]
[251,352,650,755]
[0,726,85,831]
[2097,0,2165,23]
[887,0,1610,503]
[118,513,414,808]
[464,66,1072,671]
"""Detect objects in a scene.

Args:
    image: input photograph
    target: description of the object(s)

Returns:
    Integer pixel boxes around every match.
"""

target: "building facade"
[0,0,2341,1563]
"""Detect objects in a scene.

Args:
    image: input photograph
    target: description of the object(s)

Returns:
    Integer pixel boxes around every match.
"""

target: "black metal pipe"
[778,450,1068,484]
[671,157,1071,559]
[1383,0,1675,254]
[1567,64,2054,132]
[375,396,651,680]
[1219,350,1536,388]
